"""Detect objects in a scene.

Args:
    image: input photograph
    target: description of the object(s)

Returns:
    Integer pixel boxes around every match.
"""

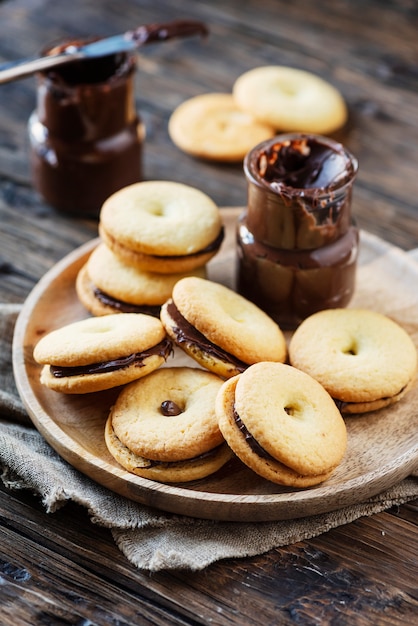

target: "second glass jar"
[236,133,359,329]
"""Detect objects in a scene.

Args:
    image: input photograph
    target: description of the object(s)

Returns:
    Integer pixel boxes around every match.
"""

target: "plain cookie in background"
[233,65,348,134]
[168,93,275,161]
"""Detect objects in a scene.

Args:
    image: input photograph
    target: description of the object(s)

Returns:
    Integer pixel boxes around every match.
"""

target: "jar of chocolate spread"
[237,134,359,329]
[28,42,144,218]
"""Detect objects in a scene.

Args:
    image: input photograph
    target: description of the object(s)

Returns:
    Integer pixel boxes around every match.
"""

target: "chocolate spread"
[233,408,274,462]
[160,400,182,416]
[50,337,172,378]
[237,134,359,328]
[28,47,143,217]
[93,286,161,317]
[166,301,247,372]
[107,226,225,261]
[28,20,208,218]
[138,444,225,469]
[155,227,225,259]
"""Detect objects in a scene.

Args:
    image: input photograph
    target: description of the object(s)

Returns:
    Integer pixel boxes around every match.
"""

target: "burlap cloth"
[1,240,418,571]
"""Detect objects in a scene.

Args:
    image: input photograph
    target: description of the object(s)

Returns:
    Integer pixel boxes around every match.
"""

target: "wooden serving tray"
[12,208,418,522]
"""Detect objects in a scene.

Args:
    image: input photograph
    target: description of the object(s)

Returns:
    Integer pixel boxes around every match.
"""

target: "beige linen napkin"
[1,233,418,571]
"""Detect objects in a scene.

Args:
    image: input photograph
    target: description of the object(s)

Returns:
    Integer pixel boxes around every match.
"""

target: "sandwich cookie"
[168,93,275,162]
[99,181,224,274]
[216,362,348,487]
[233,65,348,135]
[160,276,287,379]
[289,308,418,414]
[105,367,233,482]
[76,242,206,317]
[33,313,172,394]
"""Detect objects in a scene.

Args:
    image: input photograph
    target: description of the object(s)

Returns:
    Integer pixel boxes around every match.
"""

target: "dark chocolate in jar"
[236,215,359,329]
[244,134,357,250]
[237,134,359,329]
[28,41,144,218]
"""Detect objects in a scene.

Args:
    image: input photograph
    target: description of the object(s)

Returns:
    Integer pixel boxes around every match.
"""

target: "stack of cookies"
[76,180,225,318]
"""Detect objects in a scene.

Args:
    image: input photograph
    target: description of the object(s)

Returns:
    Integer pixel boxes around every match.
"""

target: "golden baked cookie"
[76,242,206,317]
[33,313,172,394]
[99,180,224,274]
[233,65,348,134]
[105,367,233,482]
[160,276,287,378]
[168,93,275,162]
[288,308,418,413]
[216,362,347,487]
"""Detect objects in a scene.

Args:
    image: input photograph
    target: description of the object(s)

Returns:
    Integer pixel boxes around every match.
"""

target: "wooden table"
[1,0,417,623]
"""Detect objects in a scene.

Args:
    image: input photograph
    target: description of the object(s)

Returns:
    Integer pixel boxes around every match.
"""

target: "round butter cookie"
[216,362,347,487]
[33,313,172,394]
[289,308,418,414]
[105,367,233,482]
[168,93,275,162]
[99,181,224,274]
[160,276,287,378]
[76,242,206,317]
[233,66,348,134]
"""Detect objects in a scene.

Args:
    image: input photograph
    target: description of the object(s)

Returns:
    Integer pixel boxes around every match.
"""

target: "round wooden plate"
[12,209,418,522]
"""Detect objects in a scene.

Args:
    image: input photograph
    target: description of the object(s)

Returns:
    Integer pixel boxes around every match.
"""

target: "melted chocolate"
[244,136,357,251]
[238,134,359,328]
[160,400,182,416]
[333,382,408,414]
[93,286,161,317]
[166,301,247,372]
[137,444,224,469]
[256,136,354,193]
[237,215,359,327]
[28,20,208,217]
[50,337,172,378]
[146,226,224,260]
[29,49,143,217]
[233,407,275,462]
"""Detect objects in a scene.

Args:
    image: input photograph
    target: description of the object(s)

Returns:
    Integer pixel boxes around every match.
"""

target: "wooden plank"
[0,483,417,625]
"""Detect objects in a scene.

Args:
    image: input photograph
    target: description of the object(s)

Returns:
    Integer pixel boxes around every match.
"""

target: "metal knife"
[0,20,208,85]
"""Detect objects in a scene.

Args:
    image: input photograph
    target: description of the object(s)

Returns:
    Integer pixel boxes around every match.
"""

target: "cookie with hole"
[33,313,172,394]
[216,362,347,487]
[105,366,233,482]
[288,308,418,413]
[160,276,287,379]
[98,180,224,274]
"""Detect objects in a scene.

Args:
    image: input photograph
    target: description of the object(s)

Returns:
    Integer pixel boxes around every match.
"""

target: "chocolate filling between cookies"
[333,382,409,413]
[111,419,225,469]
[110,227,225,260]
[50,337,173,378]
[233,406,276,462]
[137,445,226,469]
[92,285,161,317]
[166,301,248,372]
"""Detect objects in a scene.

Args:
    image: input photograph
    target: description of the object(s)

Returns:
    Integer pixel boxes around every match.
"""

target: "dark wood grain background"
[0,0,418,624]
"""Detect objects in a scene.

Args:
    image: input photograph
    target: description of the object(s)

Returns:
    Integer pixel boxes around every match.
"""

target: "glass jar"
[28,41,145,218]
[237,134,359,329]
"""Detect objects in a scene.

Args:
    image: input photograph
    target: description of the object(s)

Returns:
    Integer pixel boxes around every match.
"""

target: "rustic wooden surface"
[1,0,418,623]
